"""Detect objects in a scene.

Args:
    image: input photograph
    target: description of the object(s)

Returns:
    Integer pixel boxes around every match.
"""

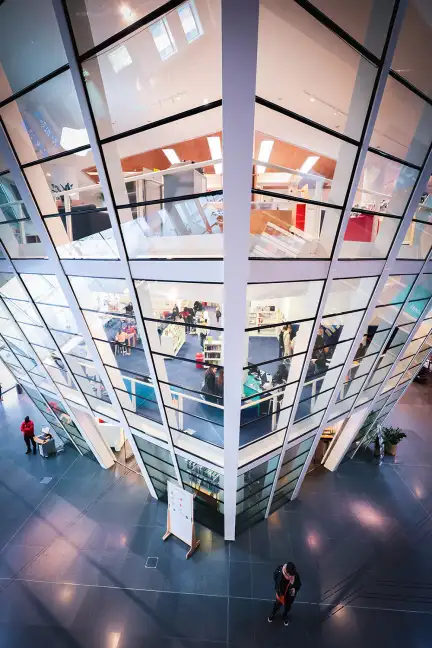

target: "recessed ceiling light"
[46,172,51,177]
[256,140,274,174]
[203,98,209,105]
[162,148,180,165]
[309,96,315,102]
[119,4,135,21]
[207,136,222,174]
[299,156,319,174]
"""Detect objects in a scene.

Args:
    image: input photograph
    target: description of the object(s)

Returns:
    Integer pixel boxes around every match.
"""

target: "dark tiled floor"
[0,384,431,647]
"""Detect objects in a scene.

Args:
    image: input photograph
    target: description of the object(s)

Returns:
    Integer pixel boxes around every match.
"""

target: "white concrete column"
[222,0,259,540]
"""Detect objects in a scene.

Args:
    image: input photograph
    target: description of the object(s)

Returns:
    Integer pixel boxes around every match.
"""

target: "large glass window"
[354,151,418,217]
[101,106,223,259]
[371,76,432,167]
[24,152,119,260]
[398,220,432,260]
[256,0,377,140]
[378,274,416,306]
[323,277,377,315]
[253,104,357,209]
[249,193,341,261]
[339,213,400,259]
[0,0,67,102]
[178,454,224,534]
[391,0,432,100]
[0,71,88,165]
[82,0,221,138]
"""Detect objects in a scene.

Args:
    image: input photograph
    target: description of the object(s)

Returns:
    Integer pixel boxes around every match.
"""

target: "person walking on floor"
[268,562,301,626]
[0,382,2,401]
[215,308,222,324]
[199,321,209,349]
[21,416,37,455]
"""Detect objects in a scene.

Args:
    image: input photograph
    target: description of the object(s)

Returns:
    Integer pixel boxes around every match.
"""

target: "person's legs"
[282,596,294,625]
[31,436,37,454]
[24,437,31,454]
[268,599,282,621]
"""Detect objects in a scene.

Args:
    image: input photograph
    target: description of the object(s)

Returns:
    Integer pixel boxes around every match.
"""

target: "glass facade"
[0,0,431,539]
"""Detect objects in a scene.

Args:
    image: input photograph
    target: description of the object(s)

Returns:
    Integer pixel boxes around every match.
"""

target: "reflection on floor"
[0,383,431,646]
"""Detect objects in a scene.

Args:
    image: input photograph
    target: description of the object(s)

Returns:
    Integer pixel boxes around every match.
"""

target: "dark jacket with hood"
[273,565,301,601]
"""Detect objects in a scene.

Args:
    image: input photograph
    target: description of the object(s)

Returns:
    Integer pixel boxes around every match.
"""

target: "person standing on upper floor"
[283,323,295,357]
[215,307,222,324]
[201,366,217,403]
[199,321,209,349]
[215,367,224,405]
[21,416,37,455]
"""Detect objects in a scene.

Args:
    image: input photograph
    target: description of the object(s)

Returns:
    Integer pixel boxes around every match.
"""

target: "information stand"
[162,481,200,559]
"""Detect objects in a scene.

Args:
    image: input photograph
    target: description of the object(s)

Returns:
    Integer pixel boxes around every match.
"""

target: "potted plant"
[382,426,406,456]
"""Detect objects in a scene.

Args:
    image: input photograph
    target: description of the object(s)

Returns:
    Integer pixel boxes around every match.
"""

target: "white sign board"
[163,481,200,558]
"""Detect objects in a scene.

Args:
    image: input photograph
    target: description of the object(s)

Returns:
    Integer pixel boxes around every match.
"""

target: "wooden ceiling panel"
[84,130,336,183]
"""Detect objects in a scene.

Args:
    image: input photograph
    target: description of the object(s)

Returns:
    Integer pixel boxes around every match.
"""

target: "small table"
[34,435,56,458]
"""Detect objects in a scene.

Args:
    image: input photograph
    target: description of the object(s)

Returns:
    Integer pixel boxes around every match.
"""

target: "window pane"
[354,151,418,217]
[0,71,88,165]
[257,0,377,139]
[371,76,432,167]
[340,213,399,259]
[323,277,377,315]
[250,195,341,260]
[392,0,432,100]
[21,273,68,305]
[413,191,432,224]
[83,0,221,138]
[243,353,306,395]
[0,0,67,101]
[135,280,223,326]
[411,274,432,302]
[0,219,45,259]
[398,220,432,260]
[378,274,416,305]
[254,104,357,207]
[247,281,323,324]
[0,173,30,222]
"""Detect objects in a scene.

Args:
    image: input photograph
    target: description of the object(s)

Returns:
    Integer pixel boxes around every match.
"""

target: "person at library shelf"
[201,366,217,403]
[216,308,222,323]
[181,309,194,333]
[200,321,209,349]
[282,324,295,357]
[193,301,203,314]
[215,367,224,404]
[172,304,180,319]
[21,416,37,455]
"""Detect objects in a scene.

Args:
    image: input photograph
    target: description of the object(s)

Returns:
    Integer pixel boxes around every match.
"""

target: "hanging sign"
[162,481,200,559]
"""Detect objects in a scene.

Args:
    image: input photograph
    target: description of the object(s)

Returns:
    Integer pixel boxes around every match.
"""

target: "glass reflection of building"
[0,0,431,539]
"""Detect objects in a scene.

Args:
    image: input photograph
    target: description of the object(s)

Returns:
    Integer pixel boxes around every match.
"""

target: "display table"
[34,435,56,458]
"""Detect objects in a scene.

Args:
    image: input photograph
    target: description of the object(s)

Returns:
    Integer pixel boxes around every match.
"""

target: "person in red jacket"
[21,416,36,455]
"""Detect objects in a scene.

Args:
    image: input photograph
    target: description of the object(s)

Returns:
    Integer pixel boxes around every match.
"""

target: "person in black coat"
[268,562,301,626]
[201,366,217,403]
